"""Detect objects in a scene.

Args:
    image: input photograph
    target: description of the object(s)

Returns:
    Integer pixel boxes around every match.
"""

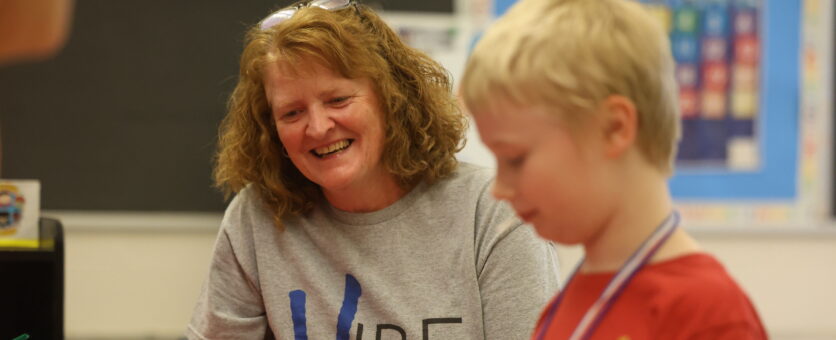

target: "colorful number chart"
[628,0,811,227]
[640,0,762,170]
[644,0,834,228]
[652,1,802,206]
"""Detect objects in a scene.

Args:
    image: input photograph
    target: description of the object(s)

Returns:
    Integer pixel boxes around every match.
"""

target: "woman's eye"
[328,96,350,105]
[280,110,302,121]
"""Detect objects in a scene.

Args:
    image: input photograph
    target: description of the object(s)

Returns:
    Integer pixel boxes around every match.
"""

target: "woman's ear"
[598,95,638,159]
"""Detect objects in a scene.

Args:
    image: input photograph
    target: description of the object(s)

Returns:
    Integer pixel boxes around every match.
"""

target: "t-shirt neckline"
[323,181,427,226]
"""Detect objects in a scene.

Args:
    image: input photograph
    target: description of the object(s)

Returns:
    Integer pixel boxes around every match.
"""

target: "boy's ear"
[598,95,638,158]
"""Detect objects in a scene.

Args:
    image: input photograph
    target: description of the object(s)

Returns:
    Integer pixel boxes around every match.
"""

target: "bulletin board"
[664,0,833,228]
[637,0,799,201]
[455,0,833,229]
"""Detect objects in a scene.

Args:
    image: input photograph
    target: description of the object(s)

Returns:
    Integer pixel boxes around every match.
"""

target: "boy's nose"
[305,106,335,139]
[491,180,514,201]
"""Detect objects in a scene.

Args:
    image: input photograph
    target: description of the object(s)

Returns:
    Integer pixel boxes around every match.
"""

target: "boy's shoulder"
[542,254,766,339]
[636,253,766,337]
[633,253,751,305]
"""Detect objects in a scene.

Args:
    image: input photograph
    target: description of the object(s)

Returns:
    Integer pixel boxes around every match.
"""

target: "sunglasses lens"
[260,9,295,30]
[310,0,351,10]
[260,0,352,30]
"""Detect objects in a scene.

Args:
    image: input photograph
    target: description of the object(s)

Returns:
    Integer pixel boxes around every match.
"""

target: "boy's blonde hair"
[461,0,680,174]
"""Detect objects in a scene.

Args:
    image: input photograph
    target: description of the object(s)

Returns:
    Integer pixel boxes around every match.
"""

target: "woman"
[187,1,559,338]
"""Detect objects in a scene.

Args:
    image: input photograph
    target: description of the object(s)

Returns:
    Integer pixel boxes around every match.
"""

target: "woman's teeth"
[313,140,351,157]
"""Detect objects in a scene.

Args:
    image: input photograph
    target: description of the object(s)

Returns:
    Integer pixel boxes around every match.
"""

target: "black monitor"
[0,218,64,340]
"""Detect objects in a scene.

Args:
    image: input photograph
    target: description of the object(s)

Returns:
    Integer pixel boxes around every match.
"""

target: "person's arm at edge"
[0,0,74,65]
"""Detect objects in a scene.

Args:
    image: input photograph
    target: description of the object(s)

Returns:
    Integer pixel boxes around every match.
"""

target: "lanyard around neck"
[534,211,681,340]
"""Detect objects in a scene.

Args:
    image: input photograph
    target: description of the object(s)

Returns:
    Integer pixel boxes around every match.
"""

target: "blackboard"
[0,0,453,212]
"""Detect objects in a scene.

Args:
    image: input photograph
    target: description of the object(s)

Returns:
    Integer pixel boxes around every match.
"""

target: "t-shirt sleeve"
[680,296,769,340]
[186,193,272,339]
[473,178,561,340]
[655,258,768,340]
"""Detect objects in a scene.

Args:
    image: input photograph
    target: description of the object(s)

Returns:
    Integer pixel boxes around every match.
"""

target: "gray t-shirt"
[187,163,560,339]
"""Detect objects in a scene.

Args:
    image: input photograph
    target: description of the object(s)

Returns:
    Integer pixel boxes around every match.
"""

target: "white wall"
[60,213,220,338]
[58,214,836,339]
[65,229,215,337]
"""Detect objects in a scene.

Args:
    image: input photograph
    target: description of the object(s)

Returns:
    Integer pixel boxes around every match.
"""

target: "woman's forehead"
[261,59,332,81]
[266,53,332,77]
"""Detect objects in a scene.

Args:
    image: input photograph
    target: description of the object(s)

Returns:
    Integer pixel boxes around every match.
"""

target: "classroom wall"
[58,214,836,340]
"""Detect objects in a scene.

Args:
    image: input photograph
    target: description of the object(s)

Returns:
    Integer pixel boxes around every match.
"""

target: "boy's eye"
[506,155,526,168]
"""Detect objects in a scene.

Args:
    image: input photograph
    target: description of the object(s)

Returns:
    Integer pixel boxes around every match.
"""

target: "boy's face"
[473,102,614,244]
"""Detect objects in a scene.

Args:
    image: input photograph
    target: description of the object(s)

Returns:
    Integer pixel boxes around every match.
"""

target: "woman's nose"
[305,106,335,139]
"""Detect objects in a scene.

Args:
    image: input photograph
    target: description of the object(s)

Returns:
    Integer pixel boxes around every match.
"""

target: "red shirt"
[532,253,768,340]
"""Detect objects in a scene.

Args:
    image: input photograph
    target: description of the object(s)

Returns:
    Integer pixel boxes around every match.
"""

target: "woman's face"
[263,61,391,199]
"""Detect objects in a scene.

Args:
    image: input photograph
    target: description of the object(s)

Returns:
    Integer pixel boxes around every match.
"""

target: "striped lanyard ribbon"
[535,210,681,340]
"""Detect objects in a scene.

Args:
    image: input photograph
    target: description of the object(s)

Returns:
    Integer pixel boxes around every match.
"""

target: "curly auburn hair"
[213,3,467,229]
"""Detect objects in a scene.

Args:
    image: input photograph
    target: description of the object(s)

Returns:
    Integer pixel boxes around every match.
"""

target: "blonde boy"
[461,0,768,339]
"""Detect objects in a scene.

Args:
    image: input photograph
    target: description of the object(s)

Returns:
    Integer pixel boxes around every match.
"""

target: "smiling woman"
[212,0,471,226]
[186,1,561,339]
[263,62,398,212]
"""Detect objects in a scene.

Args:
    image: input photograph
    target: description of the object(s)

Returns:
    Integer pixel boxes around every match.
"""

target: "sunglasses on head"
[260,0,357,30]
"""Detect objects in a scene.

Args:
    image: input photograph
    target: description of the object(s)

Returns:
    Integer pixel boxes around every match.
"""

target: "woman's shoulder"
[220,185,275,233]
[223,185,261,216]
[407,162,508,227]
[439,162,527,242]
[433,161,496,195]
[453,161,495,178]
[449,162,511,214]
